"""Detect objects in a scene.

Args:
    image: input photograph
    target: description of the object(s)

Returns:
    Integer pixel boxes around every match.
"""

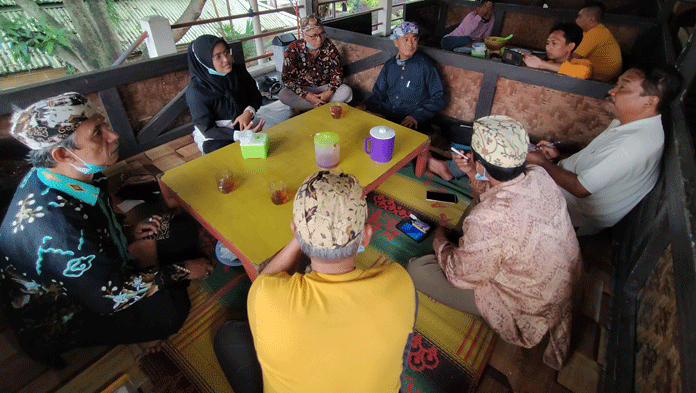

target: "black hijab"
[187,35,238,98]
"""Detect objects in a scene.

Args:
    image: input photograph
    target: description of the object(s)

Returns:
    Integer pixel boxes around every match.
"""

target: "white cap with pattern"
[471,115,529,168]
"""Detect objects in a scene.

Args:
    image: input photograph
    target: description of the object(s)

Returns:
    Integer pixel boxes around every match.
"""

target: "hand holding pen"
[451,147,476,175]
[534,140,560,161]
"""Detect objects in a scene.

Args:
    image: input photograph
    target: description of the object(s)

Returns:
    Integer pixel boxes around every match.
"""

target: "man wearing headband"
[0,93,213,368]
[407,116,581,370]
[360,21,446,130]
[279,15,353,112]
[214,171,417,392]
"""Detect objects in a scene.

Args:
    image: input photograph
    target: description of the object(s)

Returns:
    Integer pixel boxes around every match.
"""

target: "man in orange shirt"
[574,1,622,82]
[523,22,592,79]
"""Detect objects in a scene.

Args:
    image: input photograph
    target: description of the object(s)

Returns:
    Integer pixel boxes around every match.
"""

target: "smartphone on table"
[396,216,431,242]
[426,190,458,204]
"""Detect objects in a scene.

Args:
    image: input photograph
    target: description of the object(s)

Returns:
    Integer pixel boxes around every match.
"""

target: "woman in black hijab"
[186,35,264,154]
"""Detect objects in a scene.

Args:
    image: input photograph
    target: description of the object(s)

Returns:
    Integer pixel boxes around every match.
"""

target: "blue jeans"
[448,158,468,179]
[441,35,473,51]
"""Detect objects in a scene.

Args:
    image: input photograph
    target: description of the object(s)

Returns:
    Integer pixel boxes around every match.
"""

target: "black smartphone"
[426,191,458,204]
[396,218,430,242]
[501,49,524,66]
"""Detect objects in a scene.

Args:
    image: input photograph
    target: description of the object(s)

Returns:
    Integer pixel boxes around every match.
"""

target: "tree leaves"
[0,15,71,65]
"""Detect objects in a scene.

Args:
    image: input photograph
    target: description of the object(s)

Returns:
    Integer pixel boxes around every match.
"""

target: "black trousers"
[213,320,264,393]
[19,280,191,369]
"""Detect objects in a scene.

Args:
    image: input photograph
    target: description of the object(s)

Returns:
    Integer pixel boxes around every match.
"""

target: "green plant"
[223,19,257,60]
[105,0,120,26]
[0,15,71,65]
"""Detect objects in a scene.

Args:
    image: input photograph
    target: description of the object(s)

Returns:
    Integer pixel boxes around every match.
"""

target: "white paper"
[117,199,145,213]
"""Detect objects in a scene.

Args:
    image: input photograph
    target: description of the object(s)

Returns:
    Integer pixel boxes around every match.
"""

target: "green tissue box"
[240,133,269,159]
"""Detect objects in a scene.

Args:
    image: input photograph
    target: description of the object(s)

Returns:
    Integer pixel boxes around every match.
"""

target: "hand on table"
[242,118,265,133]
[401,115,418,129]
[185,258,214,280]
[233,110,254,130]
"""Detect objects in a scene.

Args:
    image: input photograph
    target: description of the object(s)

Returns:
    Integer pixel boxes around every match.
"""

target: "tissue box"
[240,133,269,159]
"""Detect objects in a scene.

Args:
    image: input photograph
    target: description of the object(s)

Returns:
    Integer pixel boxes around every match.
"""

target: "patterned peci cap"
[10,92,97,150]
[293,171,367,250]
[390,21,419,39]
[300,15,323,32]
[471,115,529,168]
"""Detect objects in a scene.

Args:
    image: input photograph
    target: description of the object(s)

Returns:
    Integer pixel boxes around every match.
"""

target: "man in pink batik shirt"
[407,115,581,371]
[441,1,495,51]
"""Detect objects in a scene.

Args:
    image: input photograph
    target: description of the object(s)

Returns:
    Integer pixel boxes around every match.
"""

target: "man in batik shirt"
[278,15,353,111]
[0,93,213,368]
[407,116,581,370]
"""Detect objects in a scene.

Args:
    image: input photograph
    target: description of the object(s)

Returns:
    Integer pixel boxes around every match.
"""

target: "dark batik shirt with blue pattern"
[364,51,446,122]
[0,169,187,346]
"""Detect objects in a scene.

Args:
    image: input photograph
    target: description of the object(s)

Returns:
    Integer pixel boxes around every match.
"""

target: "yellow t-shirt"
[248,263,417,393]
[558,58,593,79]
[575,24,622,82]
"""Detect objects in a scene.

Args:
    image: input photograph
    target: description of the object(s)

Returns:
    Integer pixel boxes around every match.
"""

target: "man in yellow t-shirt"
[214,171,417,393]
[523,22,592,79]
[574,1,623,82]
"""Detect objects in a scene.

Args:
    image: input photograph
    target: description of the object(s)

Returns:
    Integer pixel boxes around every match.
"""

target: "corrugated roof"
[0,0,298,75]
[0,0,61,5]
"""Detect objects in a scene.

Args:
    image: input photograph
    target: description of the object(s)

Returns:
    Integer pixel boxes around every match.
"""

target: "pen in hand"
[450,147,467,157]
[537,141,562,148]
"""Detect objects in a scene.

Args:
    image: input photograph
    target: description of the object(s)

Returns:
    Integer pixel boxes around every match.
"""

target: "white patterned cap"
[390,21,419,39]
[293,171,367,250]
[10,92,97,150]
[471,115,529,168]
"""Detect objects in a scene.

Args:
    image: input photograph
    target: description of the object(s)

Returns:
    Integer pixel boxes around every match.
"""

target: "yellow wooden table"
[159,105,430,280]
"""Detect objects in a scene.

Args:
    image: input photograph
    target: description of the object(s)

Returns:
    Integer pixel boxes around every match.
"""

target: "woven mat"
[141,162,496,393]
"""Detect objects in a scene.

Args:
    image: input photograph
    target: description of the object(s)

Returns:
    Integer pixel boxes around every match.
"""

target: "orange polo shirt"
[558,58,593,79]
[575,24,622,82]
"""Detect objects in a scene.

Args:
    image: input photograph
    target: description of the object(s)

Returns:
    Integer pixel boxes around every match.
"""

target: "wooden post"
[248,0,268,64]
[377,0,393,37]
[140,15,176,58]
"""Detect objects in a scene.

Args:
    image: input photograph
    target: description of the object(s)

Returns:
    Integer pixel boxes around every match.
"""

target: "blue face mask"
[474,167,490,182]
[66,149,106,175]
[208,68,228,76]
[306,43,319,50]
[192,45,229,76]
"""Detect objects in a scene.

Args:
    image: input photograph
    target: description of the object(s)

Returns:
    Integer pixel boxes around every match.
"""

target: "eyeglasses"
[212,49,231,62]
[305,31,326,39]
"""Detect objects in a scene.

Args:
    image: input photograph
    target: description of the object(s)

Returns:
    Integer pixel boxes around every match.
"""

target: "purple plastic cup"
[364,126,396,163]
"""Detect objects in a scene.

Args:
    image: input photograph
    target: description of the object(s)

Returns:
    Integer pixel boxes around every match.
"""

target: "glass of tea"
[269,180,289,205]
[330,102,343,119]
[216,169,235,194]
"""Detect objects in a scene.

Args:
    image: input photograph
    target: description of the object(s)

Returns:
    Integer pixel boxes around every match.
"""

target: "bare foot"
[138,339,164,355]
[427,156,454,181]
